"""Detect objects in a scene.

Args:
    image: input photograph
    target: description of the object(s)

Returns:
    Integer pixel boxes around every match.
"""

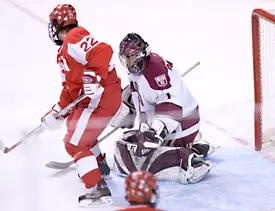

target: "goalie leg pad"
[113,130,215,184]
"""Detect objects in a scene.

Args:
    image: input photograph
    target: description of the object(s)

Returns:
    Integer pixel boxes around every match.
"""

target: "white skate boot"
[78,179,113,207]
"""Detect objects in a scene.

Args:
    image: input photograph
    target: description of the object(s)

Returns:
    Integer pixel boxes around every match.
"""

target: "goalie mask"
[119,33,150,74]
[48,4,78,46]
[125,170,159,208]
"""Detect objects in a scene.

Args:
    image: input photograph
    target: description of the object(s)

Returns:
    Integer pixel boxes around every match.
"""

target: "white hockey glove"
[41,104,64,131]
[82,71,103,98]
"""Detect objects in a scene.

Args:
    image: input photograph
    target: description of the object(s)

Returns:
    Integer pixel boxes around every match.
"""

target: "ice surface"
[1,0,275,210]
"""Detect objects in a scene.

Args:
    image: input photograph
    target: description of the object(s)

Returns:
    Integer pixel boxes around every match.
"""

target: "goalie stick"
[45,61,201,170]
[0,94,87,154]
[181,61,200,77]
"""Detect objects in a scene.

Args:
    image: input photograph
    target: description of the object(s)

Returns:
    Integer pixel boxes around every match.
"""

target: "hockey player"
[118,33,214,157]
[41,4,122,206]
[113,33,214,183]
[116,170,163,211]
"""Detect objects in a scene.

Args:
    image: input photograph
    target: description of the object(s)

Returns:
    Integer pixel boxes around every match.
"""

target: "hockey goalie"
[112,33,215,184]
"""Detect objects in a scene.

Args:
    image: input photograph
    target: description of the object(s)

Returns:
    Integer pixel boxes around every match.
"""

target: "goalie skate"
[179,154,215,184]
[191,132,216,157]
[78,179,113,207]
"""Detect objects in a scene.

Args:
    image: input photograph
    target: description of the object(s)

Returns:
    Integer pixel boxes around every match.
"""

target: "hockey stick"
[181,61,200,77]
[45,126,120,169]
[0,94,87,154]
[45,61,201,169]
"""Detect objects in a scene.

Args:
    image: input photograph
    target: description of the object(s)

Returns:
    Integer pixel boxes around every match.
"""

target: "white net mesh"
[258,11,275,150]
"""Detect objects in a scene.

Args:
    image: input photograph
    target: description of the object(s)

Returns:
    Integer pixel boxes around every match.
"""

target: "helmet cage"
[119,33,150,74]
[119,50,146,74]
[48,20,64,46]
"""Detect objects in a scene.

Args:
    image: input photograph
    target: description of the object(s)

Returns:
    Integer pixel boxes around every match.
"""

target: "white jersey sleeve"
[128,53,198,134]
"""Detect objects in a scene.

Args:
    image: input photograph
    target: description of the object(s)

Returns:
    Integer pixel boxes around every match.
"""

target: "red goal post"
[252,8,275,151]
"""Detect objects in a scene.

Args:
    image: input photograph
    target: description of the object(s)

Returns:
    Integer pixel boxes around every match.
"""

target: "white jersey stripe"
[69,88,103,146]
[69,108,95,146]
[165,121,200,140]
[75,155,98,177]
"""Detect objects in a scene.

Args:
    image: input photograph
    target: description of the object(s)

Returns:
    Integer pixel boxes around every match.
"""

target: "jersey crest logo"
[155,74,168,87]
[82,75,93,84]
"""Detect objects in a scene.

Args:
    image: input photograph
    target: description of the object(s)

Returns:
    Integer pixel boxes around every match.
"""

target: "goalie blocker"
[113,130,215,184]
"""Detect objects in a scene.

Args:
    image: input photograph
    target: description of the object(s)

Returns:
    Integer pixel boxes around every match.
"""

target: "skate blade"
[79,196,113,208]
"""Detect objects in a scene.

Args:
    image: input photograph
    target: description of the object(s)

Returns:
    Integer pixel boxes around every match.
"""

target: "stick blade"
[0,139,8,153]
[45,160,74,169]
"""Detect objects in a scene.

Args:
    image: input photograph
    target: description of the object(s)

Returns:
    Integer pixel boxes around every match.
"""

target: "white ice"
[1,0,275,210]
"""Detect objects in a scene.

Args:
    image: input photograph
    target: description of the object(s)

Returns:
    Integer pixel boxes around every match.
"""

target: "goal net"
[252,9,275,152]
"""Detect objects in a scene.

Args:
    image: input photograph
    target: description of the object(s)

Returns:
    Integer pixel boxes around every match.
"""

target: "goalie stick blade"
[45,160,74,169]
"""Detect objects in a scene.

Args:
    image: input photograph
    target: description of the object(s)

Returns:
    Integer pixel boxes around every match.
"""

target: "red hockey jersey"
[56,26,121,108]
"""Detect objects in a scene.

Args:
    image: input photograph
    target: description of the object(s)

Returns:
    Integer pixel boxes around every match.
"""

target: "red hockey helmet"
[48,4,78,46]
[119,33,150,74]
[125,170,158,208]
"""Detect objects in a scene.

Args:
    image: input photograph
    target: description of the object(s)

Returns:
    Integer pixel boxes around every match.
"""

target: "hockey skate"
[191,133,215,157]
[98,153,112,180]
[78,179,113,207]
[179,154,215,184]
